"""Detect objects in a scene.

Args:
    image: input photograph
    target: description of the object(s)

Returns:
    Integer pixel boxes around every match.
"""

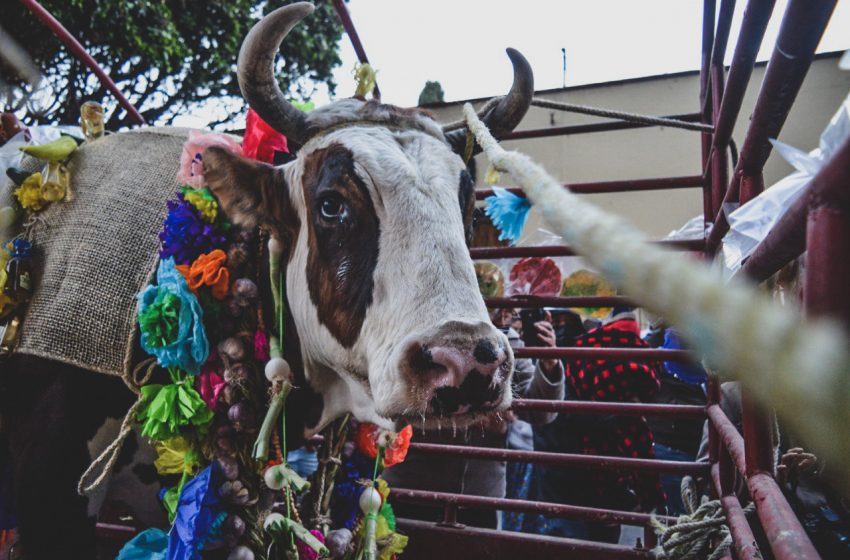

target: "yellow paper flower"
[181,188,218,224]
[14,172,46,211]
[0,245,12,315]
[153,436,197,475]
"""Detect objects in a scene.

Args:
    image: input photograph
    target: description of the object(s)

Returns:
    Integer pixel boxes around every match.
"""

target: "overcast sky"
[312,0,850,107]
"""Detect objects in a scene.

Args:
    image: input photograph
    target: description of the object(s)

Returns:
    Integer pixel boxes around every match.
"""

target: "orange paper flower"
[176,249,230,300]
[354,423,413,468]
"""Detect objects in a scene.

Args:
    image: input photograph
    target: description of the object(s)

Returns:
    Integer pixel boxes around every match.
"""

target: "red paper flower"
[354,423,413,468]
[243,108,288,164]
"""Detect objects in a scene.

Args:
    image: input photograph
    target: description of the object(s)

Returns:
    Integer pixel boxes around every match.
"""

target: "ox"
[0,3,534,557]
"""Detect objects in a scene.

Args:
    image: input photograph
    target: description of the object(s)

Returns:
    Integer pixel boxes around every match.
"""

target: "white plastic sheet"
[719,91,850,276]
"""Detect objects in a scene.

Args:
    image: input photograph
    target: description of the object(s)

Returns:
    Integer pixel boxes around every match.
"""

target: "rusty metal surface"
[390,488,676,526]
[474,175,704,200]
[707,404,748,476]
[720,495,764,560]
[804,207,850,331]
[485,295,636,309]
[501,112,703,140]
[330,0,381,99]
[514,346,691,362]
[469,239,704,259]
[407,442,710,475]
[512,399,706,419]
[748,473,821,559]
[396,519,655,560]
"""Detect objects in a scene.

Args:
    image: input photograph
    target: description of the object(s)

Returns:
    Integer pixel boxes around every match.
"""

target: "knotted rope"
[651,477,754,560]
[76,357,157,496]
[463,102,850,483]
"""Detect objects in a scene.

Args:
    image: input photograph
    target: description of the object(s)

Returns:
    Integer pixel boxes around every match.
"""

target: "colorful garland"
[120,124,411,560]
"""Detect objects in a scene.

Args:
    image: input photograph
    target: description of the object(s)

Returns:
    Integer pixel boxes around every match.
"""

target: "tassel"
[484,187,532,244]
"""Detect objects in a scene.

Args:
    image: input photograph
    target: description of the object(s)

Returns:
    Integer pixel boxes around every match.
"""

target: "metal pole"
[469,239,704,259]
[330,0,381,99]
[475,174,704,199]
[502,112,703,140]
[18,0,145,125]
[511,399,706,419]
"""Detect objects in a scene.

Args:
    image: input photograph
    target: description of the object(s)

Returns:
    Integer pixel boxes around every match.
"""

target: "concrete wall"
[426,53,850,239]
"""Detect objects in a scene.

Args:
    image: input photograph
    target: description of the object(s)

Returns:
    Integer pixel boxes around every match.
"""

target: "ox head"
[204,2,534,433]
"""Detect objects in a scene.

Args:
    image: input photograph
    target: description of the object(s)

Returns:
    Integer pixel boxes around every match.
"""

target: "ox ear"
[203,147,293,239]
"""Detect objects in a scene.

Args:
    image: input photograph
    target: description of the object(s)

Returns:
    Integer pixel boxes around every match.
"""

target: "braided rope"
[463,103,850,479]
[529,98,713,132]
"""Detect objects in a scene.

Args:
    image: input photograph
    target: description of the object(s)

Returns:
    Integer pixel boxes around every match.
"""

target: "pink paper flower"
[297,529,325,560]
[196,363,226,410]
[177,130,243,189]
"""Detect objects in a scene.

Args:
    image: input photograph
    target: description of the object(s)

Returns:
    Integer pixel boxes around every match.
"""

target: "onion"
[223,514,246,538]
[326,528,353,559]
[224,363,249,385]
[228,402,256,432]
[216,457,239,481]
[219,480,250,505]
[232,278,259,306]
[218,337,245,362]
[264,357,291,382]
[227,545,255,560]
[221,385,240,407]
[225,298,243,318]
[227,243,250,269]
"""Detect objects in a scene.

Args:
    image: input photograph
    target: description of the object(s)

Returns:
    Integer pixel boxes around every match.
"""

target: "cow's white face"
[205,100,514,433]
[205,0,534,435]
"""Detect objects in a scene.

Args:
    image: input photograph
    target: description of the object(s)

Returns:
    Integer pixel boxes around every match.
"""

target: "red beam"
[469,239,704,259]
[475,175,704,200]
[514,347,691,362]
[502,113,703,140]
[330,0,380,99]
[720,493,764,560]
[18,0,145,125]
[406,443,710,475]
[511,399,706,419]
[396,519,655,560]
[748,473,821,559]
[707,404,747,476]
[485,295,635,309]
[804,206,850,332]
[706,0,838,251]
[390,488,676,526]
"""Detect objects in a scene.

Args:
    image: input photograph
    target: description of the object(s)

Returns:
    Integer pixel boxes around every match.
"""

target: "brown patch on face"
[202,147,300,253]
[459,170,475,246]
[301,144,380,348]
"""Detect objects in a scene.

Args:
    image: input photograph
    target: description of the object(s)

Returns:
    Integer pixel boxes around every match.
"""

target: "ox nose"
[405,324,511,416]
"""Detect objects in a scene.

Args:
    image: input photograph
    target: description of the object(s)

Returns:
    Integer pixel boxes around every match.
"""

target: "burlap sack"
[13,127,193,376]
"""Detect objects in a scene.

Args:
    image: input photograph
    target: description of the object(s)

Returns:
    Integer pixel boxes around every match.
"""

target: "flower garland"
[121,123,412,560]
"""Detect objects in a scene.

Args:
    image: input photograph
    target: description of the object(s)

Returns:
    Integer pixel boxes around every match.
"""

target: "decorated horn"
[237,2,314,144]
[444,48,534,155]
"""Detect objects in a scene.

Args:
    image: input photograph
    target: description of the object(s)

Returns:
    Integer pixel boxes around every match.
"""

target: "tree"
[417,81,445,106]
[0,0,346,130]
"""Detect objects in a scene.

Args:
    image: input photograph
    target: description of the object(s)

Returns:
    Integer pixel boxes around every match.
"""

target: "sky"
[312,0,850,107]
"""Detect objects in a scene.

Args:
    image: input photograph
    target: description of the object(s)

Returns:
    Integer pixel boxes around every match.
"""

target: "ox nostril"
[473,339,499,365]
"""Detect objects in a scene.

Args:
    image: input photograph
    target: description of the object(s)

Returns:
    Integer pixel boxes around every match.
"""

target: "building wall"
[426,53,850,238]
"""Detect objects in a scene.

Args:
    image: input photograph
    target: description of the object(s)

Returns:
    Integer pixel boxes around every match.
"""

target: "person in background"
[531,307,665,543]
[382,307,564,529]
[645,327,708,515]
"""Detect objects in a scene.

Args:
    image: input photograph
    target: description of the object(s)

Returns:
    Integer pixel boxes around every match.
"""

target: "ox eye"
[319,195,347,222]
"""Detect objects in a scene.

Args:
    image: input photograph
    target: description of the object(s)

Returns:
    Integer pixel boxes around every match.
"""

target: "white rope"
[463,103,850,480]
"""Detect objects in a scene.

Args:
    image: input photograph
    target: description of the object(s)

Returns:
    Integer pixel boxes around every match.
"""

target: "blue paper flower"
[116,528,168,560]
[138,258,209,375]
[484,187,532,244]
[287,447,319,479]
[159,194,226,265]
[167,464,223,560]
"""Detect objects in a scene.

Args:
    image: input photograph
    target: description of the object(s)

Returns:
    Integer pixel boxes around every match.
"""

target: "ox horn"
[237,2,314,145]
[444,48,534,155]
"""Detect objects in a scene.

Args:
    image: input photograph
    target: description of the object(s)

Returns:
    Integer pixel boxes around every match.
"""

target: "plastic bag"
[720,91,850,276]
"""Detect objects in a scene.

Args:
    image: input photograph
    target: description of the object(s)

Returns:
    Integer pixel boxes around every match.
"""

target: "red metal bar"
[502,112,703,140]
[742,389,775,477]
[707,404,747,476]
[804,206,850,332]
[748,473,821,559]
[396,519,655,560]
[707,0,735,221]
[706,0,839,252]
[713,0,777,150]
[474,175,704,200]
[18,0,145,125]
[700,0,717,226]
[741,135,850,282]
[485,295,635,309]
[707,376,721,469]
[331,0,381,99]
[406,443,711,475]
[720,494,764,560]
[469,239,704,259]
[391,488,676,526]
[511,399,706,419]
[515,346,691,362]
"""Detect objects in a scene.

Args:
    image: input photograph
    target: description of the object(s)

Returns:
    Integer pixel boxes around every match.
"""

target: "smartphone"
[519,308,545,347]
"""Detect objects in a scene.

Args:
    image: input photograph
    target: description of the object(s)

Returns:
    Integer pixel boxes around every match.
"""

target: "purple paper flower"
[159,194,226,265]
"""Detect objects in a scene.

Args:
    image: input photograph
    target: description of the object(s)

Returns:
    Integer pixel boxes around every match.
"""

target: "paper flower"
[242,108,289,164]
[115,527,168,560]
[180,187,219,224]
[354,424,413,468]
[167,464,224,560]
[159,194,227,265]
[484,187,532,244]
[137,377,214,441]
[297,529,326,560]
[175,249,230,300]
[177,130,242,189]
[153,436,198,476]
[13,172,45,211]
[196,363,226,410]
[138,258,209,374]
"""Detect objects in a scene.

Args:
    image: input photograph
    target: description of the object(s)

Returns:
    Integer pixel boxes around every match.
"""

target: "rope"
[529,98,713,132]
[77,357,157,496]
[463,103,850,480]
[651,477,755,560]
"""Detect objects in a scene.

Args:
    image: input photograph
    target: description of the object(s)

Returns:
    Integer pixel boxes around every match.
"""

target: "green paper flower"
[137,370,214,441]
